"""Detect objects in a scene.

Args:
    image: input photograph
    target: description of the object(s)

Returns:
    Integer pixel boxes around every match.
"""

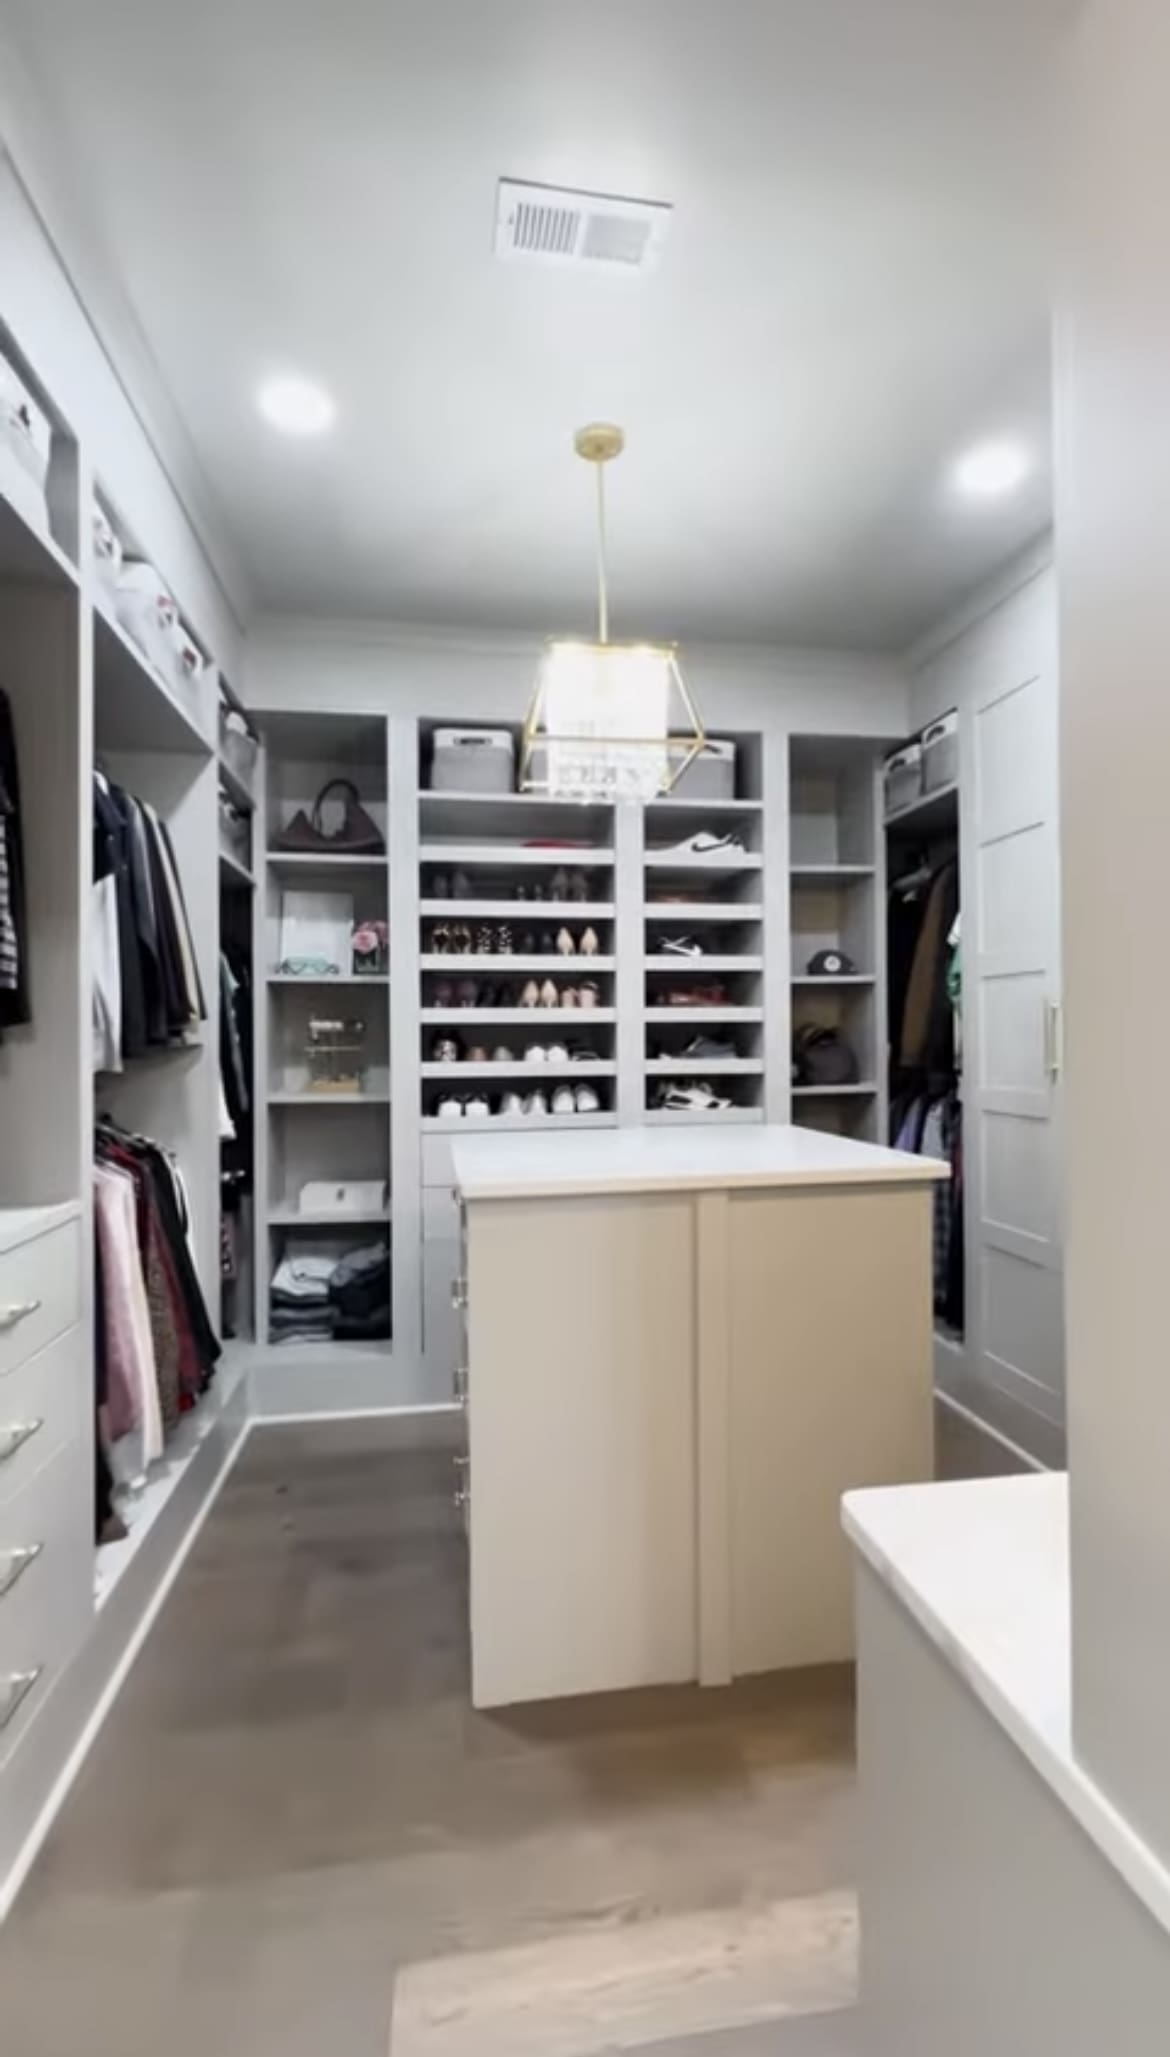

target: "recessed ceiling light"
[258,375,335,437]
[951,439,1031,500]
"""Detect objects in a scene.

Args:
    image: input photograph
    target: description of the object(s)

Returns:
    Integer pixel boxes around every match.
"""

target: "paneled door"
[966,578,1064,1462]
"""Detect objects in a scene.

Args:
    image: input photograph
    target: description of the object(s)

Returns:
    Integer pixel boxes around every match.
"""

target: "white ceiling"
[5,0,1076,647]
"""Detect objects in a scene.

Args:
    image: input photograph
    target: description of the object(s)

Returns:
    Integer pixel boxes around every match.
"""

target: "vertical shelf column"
[388,713,423,1380]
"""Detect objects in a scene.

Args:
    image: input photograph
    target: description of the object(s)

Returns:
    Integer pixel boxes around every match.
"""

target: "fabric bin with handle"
[921,710,958,793]
[115,560,180,681]
[884,743,922,818]
[430,728,516,794]
[0,349,51,534]
[220,712,259,788]
[671,738,736,801]
[92,502,123,596]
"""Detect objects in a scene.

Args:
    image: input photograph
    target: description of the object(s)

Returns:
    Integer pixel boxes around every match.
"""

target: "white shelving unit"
[788,739,885,1142]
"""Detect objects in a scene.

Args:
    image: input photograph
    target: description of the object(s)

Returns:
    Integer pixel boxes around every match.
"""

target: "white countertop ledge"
[845,1473,1170,1945]
[450,1123,948,1201]
[0,1200,81,1256]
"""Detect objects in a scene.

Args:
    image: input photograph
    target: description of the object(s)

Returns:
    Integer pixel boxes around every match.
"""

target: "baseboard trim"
[935,1387,1048,1474]
[252,1402,460,1427]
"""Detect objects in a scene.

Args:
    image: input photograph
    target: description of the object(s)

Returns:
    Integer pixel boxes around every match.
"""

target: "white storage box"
[672,738,736,801]
[115,560,180,680]
[168,618,205,703]
[220,713,259,787]
[0,349,51,533]
[884,743,922,817]
[92,503,123,595]
[431,727,515,793]
[921,710,958,793]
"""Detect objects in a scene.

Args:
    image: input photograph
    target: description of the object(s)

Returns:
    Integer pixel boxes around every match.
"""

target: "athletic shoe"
[658,830,746,857]
[491,1044,514,1062]
[679,1034,737,1060]
[659,934,703,957]
[465,1093,491,1118]
[436,1094,463,1117]
[550,1085,576,1115]
[546,1041,570,1063]
[524,1043,547,1062]
[574,1084,601,1113]
[523,1089,549,1115]
[500,1090,525,1115]
[661,1081,732,1111]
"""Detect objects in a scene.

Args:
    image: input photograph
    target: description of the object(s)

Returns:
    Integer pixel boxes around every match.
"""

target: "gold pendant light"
[520,424,706,801]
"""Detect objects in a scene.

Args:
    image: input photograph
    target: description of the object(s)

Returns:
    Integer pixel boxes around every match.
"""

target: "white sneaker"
[465,1093,491,1118]
[574,1084,601,1113]
[546,1041,570,1063]
[500,1090,525,1115]
[524,1089,549,1115]
[524,1043,547,1062]
[551,1085,576,1115]
[436,1095,463,1118]
[662,830,746,857]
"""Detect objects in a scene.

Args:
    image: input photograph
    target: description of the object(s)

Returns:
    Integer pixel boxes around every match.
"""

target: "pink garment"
[94,1164,164,1463]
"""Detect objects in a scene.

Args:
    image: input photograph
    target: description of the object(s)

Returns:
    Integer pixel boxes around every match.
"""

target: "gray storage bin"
[671,738,736,801]
[921,710,958,793]
[431,726,515,794]
[884,743,922,818]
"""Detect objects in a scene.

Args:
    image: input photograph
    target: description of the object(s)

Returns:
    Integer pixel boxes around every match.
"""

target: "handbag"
[793,1022,859,1087]
[272,778,384,855]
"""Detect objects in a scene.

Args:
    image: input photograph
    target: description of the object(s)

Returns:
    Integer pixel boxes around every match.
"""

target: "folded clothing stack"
[270,1239,391,1344]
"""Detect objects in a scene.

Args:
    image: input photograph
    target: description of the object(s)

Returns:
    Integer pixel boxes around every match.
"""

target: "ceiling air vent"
[495,179,671,273]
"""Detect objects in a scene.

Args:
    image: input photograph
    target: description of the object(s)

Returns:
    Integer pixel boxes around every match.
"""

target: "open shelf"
[421,953,614,973]
[419,842,615,869]
[790,864,874,882]
[267,971,389,986]
[645,954,763,973]
[644,1106,765,1126]
[218,755,256,814]
[421,1059,616,1080]
[0,486,78,589]
[644,851,763,873]
[643,1007,763,1024]
[418,790,615,839]
[421,897,614,919]
[645,1056,764,1076]
[885,781,958,837]
[422,1007,616,1026]
[791,973,875,987]
[268,1089,390,1105]
[792,1082,878,1097]
[643,901,762,922]
[219,849,254,890]
[93,599,211,755]
[643,796,763,816]
[421,1111,616,1134]
[268,851,387,872]
[268,1204,391,1228]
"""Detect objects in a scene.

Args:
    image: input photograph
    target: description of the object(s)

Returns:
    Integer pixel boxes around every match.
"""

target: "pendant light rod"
[574,422,625,650]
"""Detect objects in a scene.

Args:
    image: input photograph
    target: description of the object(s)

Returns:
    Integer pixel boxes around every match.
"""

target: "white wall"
[246,615,910,737]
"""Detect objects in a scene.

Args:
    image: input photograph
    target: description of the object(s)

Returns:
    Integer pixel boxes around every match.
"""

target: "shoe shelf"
[219,755,256,816]
[644,1056,764,1076]
[269,1204,392,1227]
[418,791,614,843]
[644,796,763,817]
[420,897,615,920]
[421,1111,616,1134]
[421,953,615,973]
[644,851,763,874]
[219,849,255,890]
[422,1007,617,1026]
[419,843,615,870]
[643,1007,763,1024]
[642,900,761,921]
[421,1060,617,1080]
[789,863,874,882]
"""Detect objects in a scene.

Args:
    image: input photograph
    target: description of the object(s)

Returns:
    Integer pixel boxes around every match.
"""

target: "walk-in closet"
[0,4,1075,2044]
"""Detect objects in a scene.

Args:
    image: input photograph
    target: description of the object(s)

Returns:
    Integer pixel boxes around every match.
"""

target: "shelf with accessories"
[788,737,884,1143]
[423,1008,617,1027]
[422,1059,616,1081]
[644,1105,765,1126]
[421,1109,616,1133]
[420,897,614,920]
[421,952,614,973]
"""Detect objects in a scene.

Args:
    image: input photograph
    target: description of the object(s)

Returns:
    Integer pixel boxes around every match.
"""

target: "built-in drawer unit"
[0,1434,93,1765]
[0,1216,82,1381]
[0,1325,84,1509]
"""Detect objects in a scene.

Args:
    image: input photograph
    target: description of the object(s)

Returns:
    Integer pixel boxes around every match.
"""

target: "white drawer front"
[0,1324,83,1508]
[0,1437,93,1764]
[0,1220,82,1380]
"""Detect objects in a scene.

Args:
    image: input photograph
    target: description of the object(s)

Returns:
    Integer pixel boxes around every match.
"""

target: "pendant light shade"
[520,426,705,801]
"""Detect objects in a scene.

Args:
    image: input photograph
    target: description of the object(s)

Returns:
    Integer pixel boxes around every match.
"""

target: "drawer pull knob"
[0,1420,43,1464]
[0,1668,41,1729]
[451,1277,468,1310]
[0,1300,41,1332]
[0,1544,42,1599]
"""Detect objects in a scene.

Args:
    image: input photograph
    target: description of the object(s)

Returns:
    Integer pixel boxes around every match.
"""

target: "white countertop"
[450,1123,948,1202]
[845,1473,1170,1945]
[0,1200,81,1256]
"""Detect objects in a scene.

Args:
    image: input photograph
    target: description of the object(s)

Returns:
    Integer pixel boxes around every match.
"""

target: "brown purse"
[272,778,385,855]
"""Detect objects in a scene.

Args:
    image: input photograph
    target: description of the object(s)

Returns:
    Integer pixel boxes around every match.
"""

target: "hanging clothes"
[92,774,206,1069]
[94,1119,222,1541]
[0,685,30,1037]
[900,857,959,1074]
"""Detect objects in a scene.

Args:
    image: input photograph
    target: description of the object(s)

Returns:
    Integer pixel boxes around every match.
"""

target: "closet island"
[449,1123,946,1708]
